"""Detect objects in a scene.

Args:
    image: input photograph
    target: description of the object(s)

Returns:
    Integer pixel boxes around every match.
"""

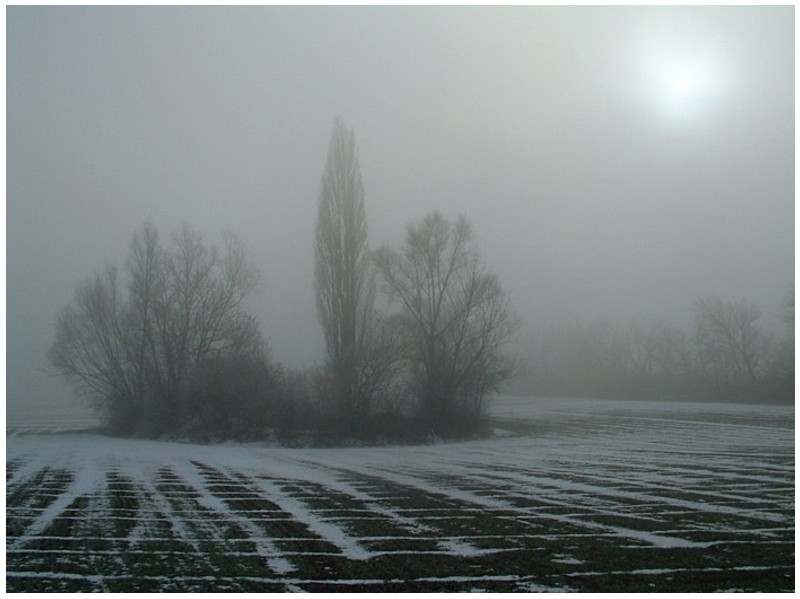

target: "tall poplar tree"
[314,117,374,425]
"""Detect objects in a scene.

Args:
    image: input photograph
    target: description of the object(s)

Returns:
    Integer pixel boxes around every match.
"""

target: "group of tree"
[512,294,794,403]
[49,117,519,443]
[50,117,791,443]
[313,117,518,439]
[48,222,303,440]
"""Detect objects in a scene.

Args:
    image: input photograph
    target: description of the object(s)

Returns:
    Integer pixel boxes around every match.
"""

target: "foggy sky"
[7,6,794,416]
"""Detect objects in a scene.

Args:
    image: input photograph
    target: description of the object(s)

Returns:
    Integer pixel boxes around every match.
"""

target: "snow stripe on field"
[248,473,371,560]
[303,462,712,549]
[9,463,105,551]
[5,570,570,591]
[566,565,796,577]
[458,467,789,524]
[6,397,794,592]
[170,461,294,575]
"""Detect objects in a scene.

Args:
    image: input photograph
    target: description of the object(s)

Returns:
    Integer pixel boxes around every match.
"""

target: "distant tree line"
[511,294,794,403]
[49,117,519,443]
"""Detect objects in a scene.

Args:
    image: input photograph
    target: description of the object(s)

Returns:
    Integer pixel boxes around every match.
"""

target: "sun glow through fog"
[639,41,726,120]
[675,79,691,95]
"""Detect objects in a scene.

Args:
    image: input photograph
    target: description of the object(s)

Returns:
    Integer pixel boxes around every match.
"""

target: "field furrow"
[6,397,794,592]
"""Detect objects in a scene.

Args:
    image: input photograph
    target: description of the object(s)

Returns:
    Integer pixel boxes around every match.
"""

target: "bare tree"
[694,295,763,389]
[48,265,138,429]
[647,323,696,387]
[374,212,518,435]
[314,117,375,426]
[125,221,164,420]
[48,222,262,436]
[353,312,408,417]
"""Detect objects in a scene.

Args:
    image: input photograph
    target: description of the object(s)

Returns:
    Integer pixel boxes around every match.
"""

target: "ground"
[6,397,794,592]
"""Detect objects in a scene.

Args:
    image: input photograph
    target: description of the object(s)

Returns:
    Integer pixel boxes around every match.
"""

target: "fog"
[7,7,794,420]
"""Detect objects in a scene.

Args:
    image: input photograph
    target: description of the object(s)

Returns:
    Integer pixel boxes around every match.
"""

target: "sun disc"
[675,79,691,95]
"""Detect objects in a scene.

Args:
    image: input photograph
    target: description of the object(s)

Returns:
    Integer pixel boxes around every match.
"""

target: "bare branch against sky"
[7,6,794,415]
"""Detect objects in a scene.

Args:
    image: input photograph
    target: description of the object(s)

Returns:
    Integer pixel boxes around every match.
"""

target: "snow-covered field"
[6,396,794,592]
